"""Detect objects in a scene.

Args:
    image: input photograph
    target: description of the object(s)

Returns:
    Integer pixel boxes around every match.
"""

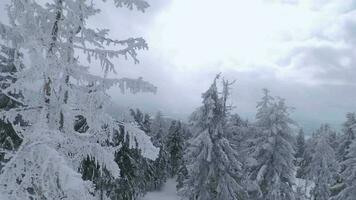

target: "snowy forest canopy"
[0,1,355,200]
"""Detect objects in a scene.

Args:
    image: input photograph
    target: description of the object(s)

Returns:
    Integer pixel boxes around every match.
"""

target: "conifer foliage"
[0,45,24,171]
[180,75,248,200]
[0,0,157,199]
[166,120,185,177]
[250,89,296,200]
[1,1,356,200]
[308,132,338,200]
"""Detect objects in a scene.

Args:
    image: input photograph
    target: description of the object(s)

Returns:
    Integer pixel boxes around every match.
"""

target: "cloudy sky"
[1,0,356,133]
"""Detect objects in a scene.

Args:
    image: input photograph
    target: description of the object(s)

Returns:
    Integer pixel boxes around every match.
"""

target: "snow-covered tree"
[166,120,185,177]
[79,155,114,200]
[338,113,356,162]
[115,109,169,198]
[0,0,158,199]
[0,45,24,171]
[295,129,306,179]
[114,132,147,200]
[153,145,169,189]
[250,90,296,200]
[330,113,356,200]
[327,127,339,151]
[256,88,275,128]
[130,108,151,133]
[333,139,356,200]
[150,111,168,147]
[308,133,338,200]
[295,129,305,159]
[180,75,248,200]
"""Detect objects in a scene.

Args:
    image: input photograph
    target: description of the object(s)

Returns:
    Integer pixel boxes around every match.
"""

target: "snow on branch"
[118,77,157,94]
[0,23,23,46]
[124,122,159,160]
[111,0,150,12]
[76,37,148,72]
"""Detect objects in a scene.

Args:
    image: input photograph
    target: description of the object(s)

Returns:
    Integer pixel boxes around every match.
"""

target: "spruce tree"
[150,111,167,147]
[333,140,356,200]
[130,108,151,133]
[331,114,356,199]
[114,133,142,200]
[0,1,158,199]
[308,133,338,200]
[295,129,306,179]
[153,146,169,189]
[166,120,185,177]
[179,75,248,200]
[250,89,296,200]
[295,129,305,159]
[337,113,356,163]
[112,110,164,200]
[79,156,114,200]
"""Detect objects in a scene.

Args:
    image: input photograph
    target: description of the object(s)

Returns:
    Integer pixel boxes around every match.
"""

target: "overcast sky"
[1,0,356,133]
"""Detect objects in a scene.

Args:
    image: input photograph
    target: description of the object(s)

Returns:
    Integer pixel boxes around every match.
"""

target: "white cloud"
[1,0,356,131]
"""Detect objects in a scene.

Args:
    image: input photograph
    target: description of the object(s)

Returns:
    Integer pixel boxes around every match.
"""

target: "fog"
[2,0,356,133]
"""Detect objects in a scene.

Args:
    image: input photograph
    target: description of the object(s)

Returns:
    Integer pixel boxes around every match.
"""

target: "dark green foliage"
[0,45,24,171]
[113,127,161,199]
[74,115,89,133]
[114,134,142,200]
[79,156,114,200]
[295,129,306,179]
[0,120,21,151]
[153,147,169,188]
[104,109,189,199]
[295,129,305,159]
[166,120,185,177]
[130,108,151,133]
[150,111,167,147]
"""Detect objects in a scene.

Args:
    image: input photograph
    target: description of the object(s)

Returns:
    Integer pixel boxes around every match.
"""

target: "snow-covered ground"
[141,179,180,200]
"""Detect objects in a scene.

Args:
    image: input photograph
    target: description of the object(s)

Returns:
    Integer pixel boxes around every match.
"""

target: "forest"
[0,0,355,200]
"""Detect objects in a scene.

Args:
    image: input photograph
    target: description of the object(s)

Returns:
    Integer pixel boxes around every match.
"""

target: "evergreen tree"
[331,114,356,199]
[255,88,275,128]
[327,126,339,151]
[130,108,151,133]
[113,118,163,200]
[295,129,306,179]
[0,1,158,199]
[176,161,188,190]
[109,109,170,199]
[114,133,143,200]
[150,111,167,147]
[250,90,296,200]
[180,75,248,200]
[295,129,305,159]
[166,120,185,177]
[79,156,114,200]
[308,134,338,200]
[153,146,169,189]
[333,139,356,200]
[337,113,356,163]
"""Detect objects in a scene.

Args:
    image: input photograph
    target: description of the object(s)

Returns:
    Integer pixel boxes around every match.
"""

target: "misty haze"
[0,0,355,200]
